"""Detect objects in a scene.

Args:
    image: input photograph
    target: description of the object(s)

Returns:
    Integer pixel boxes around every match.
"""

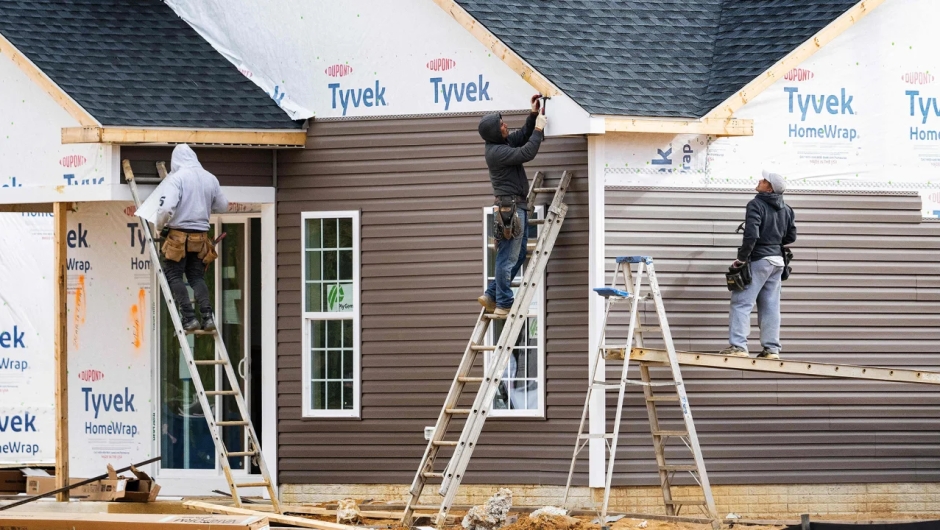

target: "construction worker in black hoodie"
[719,170,797,359]
[476,95,547,315]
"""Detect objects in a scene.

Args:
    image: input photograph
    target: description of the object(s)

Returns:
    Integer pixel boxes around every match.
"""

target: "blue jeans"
[485,208,528,309]
[729,258,784,353]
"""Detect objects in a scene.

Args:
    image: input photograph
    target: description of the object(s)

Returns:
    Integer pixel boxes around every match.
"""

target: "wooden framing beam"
[0,33,99,127]
[61,126,307,147]
[53,202,68,501]
[0,203,54,213]
[184,501,361,530]
[616,348,940,386]
[605,116,754,137]
[705,0,885,119]
[431,0,558,97]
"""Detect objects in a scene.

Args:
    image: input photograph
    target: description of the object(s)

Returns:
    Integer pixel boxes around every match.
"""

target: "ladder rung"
[190,329,218,336]
[528,219,546,225]
[652,430,689,437]
[205,390,239,396]
[578,433,614,439]
[422,472,443,479]
[661,464,699,472]
[625,379,678,387]
[217,421,249,427]
[483,314,507,320]
[458,376,484,383]
[432,441,459,447]
[234,481,270,488]
[646,395,680,402]
[226,450,259,457]
[591,382,621,390]
[445,408,473,415]
[470,345,496,351]
[665,500,707,506]
[638,326,662,332]
[533,187,557,193]
[194,359,226,365]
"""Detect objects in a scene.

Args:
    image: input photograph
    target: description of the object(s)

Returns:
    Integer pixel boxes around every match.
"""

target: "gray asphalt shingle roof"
[0,0,302,129]
[455,0,860,118]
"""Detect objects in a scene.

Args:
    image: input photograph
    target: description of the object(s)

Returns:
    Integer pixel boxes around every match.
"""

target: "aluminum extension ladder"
[563,256,718,530]
[401,171,573,527]
[122,160,280,512]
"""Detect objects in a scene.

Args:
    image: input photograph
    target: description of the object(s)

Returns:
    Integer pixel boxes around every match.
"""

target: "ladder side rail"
[562,291,617,504]
[438,202,568,506]
[525,171,545,205]
[123,169,242,505]
[213,331,281,512]
[402,316,491,524]
[601,261,646,517]
[638,363,676,515]
[646,264,719,528]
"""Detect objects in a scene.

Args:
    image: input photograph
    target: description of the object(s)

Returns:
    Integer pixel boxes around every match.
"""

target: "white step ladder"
[401,171,573,527]
[563,256,718,530]
[122,160,279,512]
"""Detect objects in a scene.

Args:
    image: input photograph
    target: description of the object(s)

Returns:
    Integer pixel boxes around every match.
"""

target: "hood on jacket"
[478,113,505,144]
[170,144,202,173]
[756,191,785,210]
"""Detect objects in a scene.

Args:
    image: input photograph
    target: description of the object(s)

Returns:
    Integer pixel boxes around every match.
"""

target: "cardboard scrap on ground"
[0,512,269,530]
[0,470,25,493]
[22,464,159,502]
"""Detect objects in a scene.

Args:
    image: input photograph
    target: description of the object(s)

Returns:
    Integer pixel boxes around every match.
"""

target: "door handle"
[238,358,247,380]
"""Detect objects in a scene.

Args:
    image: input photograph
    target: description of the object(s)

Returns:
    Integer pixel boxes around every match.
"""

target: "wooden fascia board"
[0,202,71,213]
[61,126,307,147]
[0,32,100,127]
[604,116,754,137]
[705,0,885,119]
[431,0,559,97]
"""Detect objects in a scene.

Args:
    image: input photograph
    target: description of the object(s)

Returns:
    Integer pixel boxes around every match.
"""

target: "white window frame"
[482,205,546,418]
[301,210,361,418]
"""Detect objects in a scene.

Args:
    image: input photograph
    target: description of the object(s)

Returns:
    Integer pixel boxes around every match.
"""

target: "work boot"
[718,345,749,358]
[182,318,200,333]
[756,348,780,360]
[477,294,496,312]
[202,313,217,333]
[493,307,510,317]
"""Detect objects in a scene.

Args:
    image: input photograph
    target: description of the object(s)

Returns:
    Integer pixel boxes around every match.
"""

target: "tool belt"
[161,229,218,265]
[782,247,793,281]
[493,196,523,242]
[726,260,751,292]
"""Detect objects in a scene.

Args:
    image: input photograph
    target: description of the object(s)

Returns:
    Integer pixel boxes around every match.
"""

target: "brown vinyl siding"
[277,113,588,485]
[604,188,940,485]
[120,146,274,187]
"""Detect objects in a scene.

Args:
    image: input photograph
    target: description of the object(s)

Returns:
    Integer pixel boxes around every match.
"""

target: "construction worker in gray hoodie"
[155,144,229,333]
[476,95,547,315]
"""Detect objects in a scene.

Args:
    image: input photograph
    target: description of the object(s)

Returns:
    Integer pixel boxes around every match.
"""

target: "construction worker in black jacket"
[476,95,547,315]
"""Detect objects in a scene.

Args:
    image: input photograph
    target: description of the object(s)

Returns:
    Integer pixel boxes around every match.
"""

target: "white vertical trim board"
[261,203,278,496]
[587,135,607,487]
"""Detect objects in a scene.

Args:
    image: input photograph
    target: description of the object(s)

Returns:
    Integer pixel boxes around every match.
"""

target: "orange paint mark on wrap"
[130,288,145,350]
[73,274,85,348]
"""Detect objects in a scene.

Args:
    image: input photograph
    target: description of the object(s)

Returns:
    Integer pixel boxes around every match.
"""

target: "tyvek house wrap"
[0,204,156,474]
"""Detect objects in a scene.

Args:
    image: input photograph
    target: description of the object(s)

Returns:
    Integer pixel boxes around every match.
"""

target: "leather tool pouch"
[161,230,187,262]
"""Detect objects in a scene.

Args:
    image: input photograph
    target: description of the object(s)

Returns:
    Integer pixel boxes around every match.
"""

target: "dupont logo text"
[325,64,354,77]
[59,155,87,168]
[78,369,105,382]
[426,58,456,71]
[784,68,814,82]
[902,71,934,85]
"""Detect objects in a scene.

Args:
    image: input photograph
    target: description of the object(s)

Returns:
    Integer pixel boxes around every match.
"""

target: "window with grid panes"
[482,206,545,417]
[301,212,360,417]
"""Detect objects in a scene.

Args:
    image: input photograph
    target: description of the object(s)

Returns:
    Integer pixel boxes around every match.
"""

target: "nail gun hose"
[0,455,162,511]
